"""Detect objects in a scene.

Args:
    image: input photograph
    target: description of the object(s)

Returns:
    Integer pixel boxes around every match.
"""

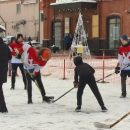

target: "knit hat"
[120,35,128,41]
[73,56,83,66]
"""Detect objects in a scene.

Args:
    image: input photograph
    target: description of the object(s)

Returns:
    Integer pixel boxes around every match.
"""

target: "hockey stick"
[52,71,117,103]
[52,87,75,103]
[52,72,111,103]
[25,69,42,91]
[25,69,54,100]
[96,72,115,82]
[96,64,130,82]
[52,64,130,103]
[94,111,130,129]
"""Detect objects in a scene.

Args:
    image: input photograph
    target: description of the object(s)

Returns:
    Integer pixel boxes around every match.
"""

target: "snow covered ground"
[1,75,130,130]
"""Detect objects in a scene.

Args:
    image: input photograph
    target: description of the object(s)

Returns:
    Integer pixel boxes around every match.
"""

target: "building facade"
[99,0,130,50]
[0,0,43,41]
[43,0,98,50]
[43,0,130,54]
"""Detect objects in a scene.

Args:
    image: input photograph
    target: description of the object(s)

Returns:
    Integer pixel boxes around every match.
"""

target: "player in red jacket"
[9,34,26,90]
[22,43,53,104]
[115,35,130,98]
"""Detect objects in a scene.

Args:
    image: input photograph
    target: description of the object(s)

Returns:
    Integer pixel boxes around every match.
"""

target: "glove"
[73,81,79,88]
[30,75,35,81]
[16,54,21,59]
[26,71,39,81]
[31,71,39,81]
[115,67,120,74]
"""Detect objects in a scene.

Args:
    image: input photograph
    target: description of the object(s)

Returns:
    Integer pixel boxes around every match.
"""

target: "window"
[16,4,21,14]
[107,16,120,49]
[40,13,43,21]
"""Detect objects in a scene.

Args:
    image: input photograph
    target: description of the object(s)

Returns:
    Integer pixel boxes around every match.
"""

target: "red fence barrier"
[41,53,120,84]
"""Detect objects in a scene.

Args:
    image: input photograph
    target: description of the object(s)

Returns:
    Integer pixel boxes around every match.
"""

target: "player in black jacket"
[73,56,107,112]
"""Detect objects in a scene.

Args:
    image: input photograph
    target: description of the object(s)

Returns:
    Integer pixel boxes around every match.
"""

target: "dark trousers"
[11,63,26,89]
[77,74,105,108]
[120,70,130,96]
[8,60,12,76]
[0,83,8,112]
[25,71,46,101]
[121,74,127,96]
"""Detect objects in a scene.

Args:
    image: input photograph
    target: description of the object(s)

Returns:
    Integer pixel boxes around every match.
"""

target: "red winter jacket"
[9,41,23,56]
[118,45,130,70]
[27,47,46,67]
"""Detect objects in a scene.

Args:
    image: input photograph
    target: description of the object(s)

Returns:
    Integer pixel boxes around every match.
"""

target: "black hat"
[120,35,128,41]
[73,56,83,66]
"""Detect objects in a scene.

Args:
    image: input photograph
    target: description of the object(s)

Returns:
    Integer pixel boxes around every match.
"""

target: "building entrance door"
[107,16,120,49]
[54,22,62,49]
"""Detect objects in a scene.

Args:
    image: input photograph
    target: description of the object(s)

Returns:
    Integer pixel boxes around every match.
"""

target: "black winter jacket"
[0,42,12,83]
[74,56,95,83]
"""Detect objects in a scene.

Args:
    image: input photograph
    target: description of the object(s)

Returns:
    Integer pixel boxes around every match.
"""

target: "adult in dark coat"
[64,33,72,50]
[0,37,12,113]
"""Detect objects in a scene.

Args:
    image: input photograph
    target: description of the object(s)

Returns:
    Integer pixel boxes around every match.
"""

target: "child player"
[73,56,108,112]
[22,43,54,104]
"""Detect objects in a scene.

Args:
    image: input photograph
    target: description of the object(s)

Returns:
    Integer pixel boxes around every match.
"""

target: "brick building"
[99,0,130,51]
[43,0,130,53]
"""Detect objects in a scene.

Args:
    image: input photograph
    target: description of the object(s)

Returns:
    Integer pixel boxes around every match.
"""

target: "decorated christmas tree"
[71,12,90,56]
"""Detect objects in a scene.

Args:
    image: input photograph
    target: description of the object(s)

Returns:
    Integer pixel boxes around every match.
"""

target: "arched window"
[107,16,120,49]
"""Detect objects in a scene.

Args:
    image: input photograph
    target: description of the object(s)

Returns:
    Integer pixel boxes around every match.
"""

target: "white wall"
[0,0,43,41]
